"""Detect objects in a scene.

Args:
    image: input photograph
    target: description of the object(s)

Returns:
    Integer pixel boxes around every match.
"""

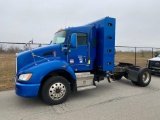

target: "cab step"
[76,73,96,91]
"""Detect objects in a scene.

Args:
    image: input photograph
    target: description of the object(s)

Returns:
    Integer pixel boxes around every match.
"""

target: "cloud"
[0,0,160,47]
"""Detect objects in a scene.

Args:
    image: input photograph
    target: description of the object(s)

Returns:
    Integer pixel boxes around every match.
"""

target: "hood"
[16,44,61,73]
[148,56,160,61]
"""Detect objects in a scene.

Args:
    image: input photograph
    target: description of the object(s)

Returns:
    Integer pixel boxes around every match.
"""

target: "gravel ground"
[0,75,160,120]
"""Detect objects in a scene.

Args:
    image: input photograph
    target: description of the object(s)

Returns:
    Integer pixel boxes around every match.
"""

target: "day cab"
[15,17,151,105]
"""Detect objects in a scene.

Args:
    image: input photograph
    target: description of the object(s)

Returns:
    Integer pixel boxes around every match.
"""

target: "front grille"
[149,60,160,68]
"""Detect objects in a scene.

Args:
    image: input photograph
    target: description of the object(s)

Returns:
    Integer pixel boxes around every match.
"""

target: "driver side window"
[76,33,87,46]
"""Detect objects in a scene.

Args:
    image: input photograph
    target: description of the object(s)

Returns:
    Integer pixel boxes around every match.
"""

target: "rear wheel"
[138,68,151,87]
[131,68,151,87]
[41,76,70,105]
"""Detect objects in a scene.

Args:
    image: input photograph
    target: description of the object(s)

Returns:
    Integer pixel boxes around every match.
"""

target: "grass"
[115,51,153,67]
[0,53,15,91]
[0,51,154,91]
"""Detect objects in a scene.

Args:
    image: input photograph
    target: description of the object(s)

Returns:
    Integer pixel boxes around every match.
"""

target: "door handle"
[83,58,87,62]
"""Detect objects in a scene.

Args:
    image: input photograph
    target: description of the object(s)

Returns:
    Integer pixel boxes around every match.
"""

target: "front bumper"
[150,69,160,74]
[15,82,40,97]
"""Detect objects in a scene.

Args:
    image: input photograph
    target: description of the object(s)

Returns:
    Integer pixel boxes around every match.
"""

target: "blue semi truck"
[15,17,151,105]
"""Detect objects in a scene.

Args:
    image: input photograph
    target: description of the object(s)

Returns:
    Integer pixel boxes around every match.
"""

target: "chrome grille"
[149,61,160,68]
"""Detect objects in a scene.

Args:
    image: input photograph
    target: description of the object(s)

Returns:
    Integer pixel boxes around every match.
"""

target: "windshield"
[53,31,66,44]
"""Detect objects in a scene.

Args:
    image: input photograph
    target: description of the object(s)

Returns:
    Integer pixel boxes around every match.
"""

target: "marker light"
[53,51,56,57]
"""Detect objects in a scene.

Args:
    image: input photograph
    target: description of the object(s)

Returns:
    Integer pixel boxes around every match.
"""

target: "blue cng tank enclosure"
[88,17,116,71]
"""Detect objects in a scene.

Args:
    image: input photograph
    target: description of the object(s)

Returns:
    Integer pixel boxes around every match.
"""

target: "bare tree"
[140,50,144,57]
[7,45,20,53]
[0,44,5,52]
[23,44,29,51]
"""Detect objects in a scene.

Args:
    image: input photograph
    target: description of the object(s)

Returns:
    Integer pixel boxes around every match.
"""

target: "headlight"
[19,73,32,81]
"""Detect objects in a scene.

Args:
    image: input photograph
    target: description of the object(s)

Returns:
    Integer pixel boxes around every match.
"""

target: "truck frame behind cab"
[111,62,151,87]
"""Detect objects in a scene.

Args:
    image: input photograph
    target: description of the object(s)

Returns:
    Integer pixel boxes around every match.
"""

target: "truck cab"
[147,54,160,74]
[15,17,151,105]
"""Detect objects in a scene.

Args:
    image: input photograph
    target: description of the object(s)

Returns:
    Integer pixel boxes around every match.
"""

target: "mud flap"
[127,67,140,82]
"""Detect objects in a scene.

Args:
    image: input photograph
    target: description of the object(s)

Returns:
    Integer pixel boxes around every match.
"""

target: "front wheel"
[41,76,70,105]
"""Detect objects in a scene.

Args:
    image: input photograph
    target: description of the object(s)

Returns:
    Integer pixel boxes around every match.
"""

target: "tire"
[131,68,151,87]
[131,81,139,85]
[137,68,151,87]
[41,76,70,105]
[111,75,122,80]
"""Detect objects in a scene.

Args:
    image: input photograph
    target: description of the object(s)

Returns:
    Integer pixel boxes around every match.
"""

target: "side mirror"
[155,53,158,57]
[70,33,77,48]
[50,40,52,45]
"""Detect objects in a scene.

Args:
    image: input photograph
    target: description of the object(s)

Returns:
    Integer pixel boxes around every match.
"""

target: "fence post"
[135,47,136,66]
[152,48,153,58]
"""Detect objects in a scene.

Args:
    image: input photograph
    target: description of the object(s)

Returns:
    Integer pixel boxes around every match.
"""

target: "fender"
[19,60,76,84]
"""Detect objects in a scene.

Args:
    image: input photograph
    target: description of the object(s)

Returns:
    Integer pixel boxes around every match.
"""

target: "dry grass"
[0,52,153,91]
[115,52,153,67]
[0,53,15,91]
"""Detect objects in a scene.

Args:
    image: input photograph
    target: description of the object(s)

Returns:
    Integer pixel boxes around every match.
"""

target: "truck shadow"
[152,74,160,77]
[69,82,113,100]
[15,82,113,107]
[15,79,137,106]
[115,78,135,86]
[15,76,154,107]
[16,96,46,106]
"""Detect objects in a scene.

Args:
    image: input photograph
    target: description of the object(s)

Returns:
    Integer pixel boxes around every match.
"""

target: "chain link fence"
[0,42,160,91]
[115,46,160,67]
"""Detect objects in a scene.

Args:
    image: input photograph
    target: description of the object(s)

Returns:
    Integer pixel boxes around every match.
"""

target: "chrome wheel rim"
[49,82,66,100]
[142,72,150,83]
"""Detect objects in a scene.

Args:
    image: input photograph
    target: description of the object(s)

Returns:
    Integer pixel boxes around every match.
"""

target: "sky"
[0,0,160,47]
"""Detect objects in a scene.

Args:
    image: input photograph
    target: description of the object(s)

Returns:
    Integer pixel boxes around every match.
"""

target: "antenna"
[65,9,68,28]
[65,15,67,28]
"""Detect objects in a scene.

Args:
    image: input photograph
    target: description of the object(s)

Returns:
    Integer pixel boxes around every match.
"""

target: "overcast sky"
[0,0,160,47]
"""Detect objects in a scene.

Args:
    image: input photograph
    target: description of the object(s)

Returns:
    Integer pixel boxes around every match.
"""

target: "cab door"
[68,32,90,71]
